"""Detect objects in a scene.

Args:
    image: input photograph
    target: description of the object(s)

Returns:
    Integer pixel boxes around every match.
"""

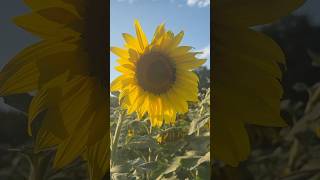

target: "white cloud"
[197,45,210,59]
[187,0,210,8]
[116,0,159,3]
[117,0,136,4]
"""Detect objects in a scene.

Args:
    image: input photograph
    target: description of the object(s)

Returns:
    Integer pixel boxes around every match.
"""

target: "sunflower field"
[109,86,210,179]
[0,66,210,180]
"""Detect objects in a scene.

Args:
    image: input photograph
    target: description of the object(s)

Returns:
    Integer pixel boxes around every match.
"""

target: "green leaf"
[190,152,210,170]
[188,116,209,135]
[127,135,160,150]
[111,164,131,173]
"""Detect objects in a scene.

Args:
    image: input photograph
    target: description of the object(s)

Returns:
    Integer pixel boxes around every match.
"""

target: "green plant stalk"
[111,110,126,166]
[148,122,153,162]
[195,102,205,178]
[27,154,40,180]
[146,123,153,180]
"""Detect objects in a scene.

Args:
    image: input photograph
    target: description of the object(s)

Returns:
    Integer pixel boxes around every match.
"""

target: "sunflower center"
[136,52,176,94]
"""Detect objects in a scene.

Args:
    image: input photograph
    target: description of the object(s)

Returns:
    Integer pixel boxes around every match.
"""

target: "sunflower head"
[111,20,206,127]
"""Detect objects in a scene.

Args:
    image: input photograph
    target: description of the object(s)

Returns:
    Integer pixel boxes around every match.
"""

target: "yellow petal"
[122,33,141,52]
[110,47,129,59]
[213,113,250,166]
[13,12,78,38]
[84,134,109,180]
[28,73,68,135]
[41,105,69,139]
[28,89,47,135]
[24,0,80,15]
[134,20,148,50]
[116,58,134,66]
[175,57,206,70]
[36,50,90,87]
[168,31,184,49]
[37,7,81,24]
[110,75,135,92]
[169,46,193,58]
[86,87,108,146]
[0,62,38,96]
[215,0,306,27]
[215,82,286,127]
[152,23,165,44]
[115,64,135,74]
[53,115,93,169]
[60,0,85,14]
[34,128,60,152]
[215,26,285,66]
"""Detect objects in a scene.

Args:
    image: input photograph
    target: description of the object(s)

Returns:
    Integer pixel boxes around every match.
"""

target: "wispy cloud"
[115,0,210,8]
[116,0,159,4]
[186,0,210,8]
[117,0,137,4]
[197,45,210,59]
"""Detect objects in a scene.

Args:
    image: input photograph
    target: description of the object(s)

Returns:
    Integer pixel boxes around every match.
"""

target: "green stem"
[111,110,126,166]
[148,123,152,162]
[147,122,153,180]
[28,154,40,180]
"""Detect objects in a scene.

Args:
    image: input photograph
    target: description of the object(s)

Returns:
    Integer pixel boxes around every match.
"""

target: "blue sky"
[110,0,210,82]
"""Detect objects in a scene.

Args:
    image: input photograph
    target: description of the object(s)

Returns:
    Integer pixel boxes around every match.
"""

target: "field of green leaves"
[110,88,210,179]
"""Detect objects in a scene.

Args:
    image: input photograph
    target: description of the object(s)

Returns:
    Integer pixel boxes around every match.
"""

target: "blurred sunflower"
[0,0,109,179]
[213,0,305,166]
[111,20,206,127]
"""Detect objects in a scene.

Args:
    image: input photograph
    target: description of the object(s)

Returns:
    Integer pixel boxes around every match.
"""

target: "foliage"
[213,81,320,180]
[110,89,210,180]
[0,89,210,179]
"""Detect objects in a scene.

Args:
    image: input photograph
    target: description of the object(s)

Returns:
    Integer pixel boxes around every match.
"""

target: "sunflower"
[0,0,109,179]
[111,20,206,127]
[213,0,305,166]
